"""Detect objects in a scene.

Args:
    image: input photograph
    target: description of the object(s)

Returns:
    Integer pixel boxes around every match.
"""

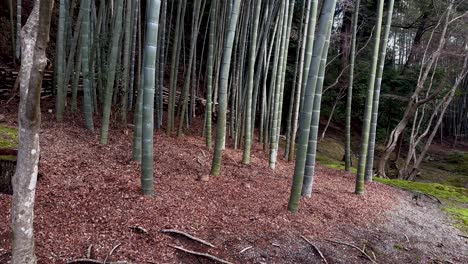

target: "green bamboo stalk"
[242,0,262,164]
[55,0,67,122]
[289,0,317,161]
[345,0,361,171]
[299,0,318,112]
[285,0,306,160]
[65,9,83,111]
[80,0,95,131]
[205,0,217,149]
[100,0,124,144]
[141,0,162,196]
[128,0,139,110]
[177,0,202,137]
[355,0,385,194]
[301,22,333,197]
[120,0,133,124]
[287,0,337,213]
[365,0,395,182]
[7,0,15,64]
[210,0,242,176]
[167,0,185,136]
[270,0,292,170]
[266,5,284,152]
[71,41,82,112]
[16,0,21,60]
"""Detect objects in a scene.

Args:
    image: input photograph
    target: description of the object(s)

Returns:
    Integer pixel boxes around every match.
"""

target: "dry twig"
[301,236,328,264]
[103,243,122,264]
[67,258,127,264]
[239,246,253,254]
[86,245,94,259]
[325,239,377,264]
[170,245,232,264]
[161,229,216,248]
[130,226,148,234]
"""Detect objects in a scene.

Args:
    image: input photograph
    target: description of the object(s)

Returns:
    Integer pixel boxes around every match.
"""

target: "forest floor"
[0,103,467,264]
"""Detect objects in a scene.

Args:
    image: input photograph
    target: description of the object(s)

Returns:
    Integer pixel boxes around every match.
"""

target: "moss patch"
[374,178,468,203]
[443,207,468,232]
[0,124,18,149]
[374,177,468,233]
[316,154,357,174]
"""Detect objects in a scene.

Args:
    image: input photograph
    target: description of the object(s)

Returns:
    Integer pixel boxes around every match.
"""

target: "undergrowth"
[0,124,18,161]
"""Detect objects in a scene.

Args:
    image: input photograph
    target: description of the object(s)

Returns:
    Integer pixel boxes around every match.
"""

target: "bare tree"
[11,0,53,263]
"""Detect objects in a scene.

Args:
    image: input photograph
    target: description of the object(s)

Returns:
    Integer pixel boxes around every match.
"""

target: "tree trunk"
[12,0,53,263]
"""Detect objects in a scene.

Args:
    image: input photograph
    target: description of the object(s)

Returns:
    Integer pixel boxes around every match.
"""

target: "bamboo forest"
[1,0,468,263]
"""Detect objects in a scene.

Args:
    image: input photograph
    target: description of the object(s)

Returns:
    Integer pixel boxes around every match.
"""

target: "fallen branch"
[86,245,94,259]
[161,229,215,248]
[239,246,253,254]
[458,234,468,240]
[170,245,232,264]
[325,239,377,264]
[423,193,442,204]
[103,243,121,264]
[301,236,328,264]
[130,226,148,234]
[66,258,128,264]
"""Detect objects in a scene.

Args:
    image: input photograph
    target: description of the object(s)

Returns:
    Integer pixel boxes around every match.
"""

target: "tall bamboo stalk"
[242,0,262,164]
[210,0,242,176]
[100,0,124,144]
[141,0,162,196]
[287,0,337,213]
[80,0,95,131]
[365,0,395,181]
[355,0,385,194]
[345,0,361,171]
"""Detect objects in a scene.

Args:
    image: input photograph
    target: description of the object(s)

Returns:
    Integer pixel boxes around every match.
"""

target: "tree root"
[301,235,328,264]
[67,258,128,264]
[170,245,232,264]
[325,239,377,264]
[161,229,216,248]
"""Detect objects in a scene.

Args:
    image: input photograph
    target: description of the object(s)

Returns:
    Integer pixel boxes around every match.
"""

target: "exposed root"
[66,258,128,264]
[325,239,377,264]
[161,229,216,248]
[301,235,328,264]
[170,245,232,264]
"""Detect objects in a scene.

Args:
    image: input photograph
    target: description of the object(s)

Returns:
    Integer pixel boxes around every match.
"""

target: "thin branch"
[239,246,253,254]
[67,259,128,264]
[325,239,377,264]
[161,229,216,248]
[448,11,468,24]
[103,243,121,264]
[301,236,328,264]
[170,245,232,264]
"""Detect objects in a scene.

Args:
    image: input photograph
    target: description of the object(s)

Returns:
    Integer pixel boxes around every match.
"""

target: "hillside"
[1,102,467,263]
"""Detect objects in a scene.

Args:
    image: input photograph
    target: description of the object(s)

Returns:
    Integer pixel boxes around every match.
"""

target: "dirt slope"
[0,107,466,263]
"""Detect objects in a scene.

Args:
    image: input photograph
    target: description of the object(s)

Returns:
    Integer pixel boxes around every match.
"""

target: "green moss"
[375,177,468,233]
[0,124,18,149]
[316,154,358,174]
[374,178,468,203]
[393,243,406,251]
[443,207,468,233]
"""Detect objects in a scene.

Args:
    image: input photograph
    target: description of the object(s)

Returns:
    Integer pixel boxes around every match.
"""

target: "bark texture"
[12,0,53,263]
